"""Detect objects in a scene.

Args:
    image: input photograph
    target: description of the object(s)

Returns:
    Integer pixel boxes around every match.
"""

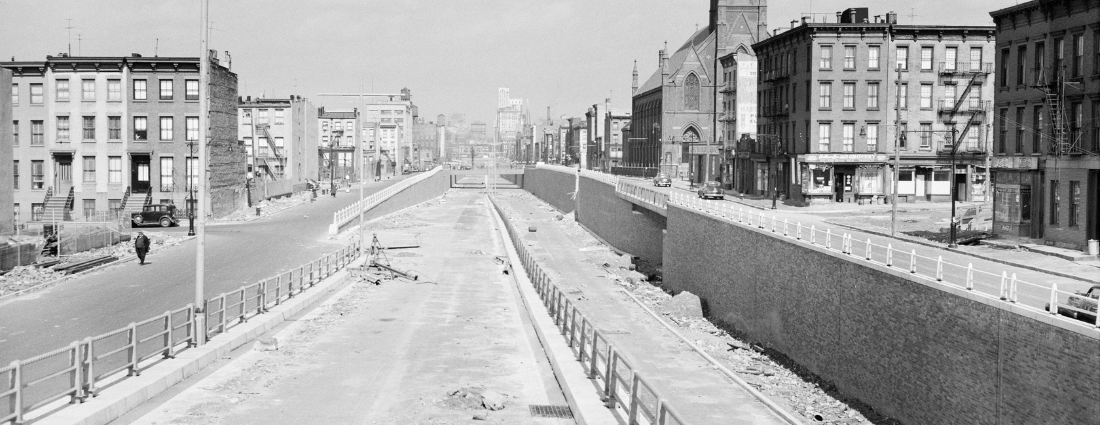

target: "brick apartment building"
[317,108,359,182]
[752,9,995,204]
[989,0,1100,251]
[238,96,318,189]
[4,52,244,223]
[0,68,13,234]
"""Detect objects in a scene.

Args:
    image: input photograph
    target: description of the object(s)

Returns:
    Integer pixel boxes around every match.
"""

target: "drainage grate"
[529,404,574,419]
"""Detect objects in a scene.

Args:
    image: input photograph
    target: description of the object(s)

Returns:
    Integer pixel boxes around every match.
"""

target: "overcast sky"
[0,0,1021,124]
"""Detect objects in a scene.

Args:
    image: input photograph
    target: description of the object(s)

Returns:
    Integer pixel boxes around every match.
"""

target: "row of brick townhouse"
[990,0,1100,251]
[752,8,996,204]
[3,52,244,224]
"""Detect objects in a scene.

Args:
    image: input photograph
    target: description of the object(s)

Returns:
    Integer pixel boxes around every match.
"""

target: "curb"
[827,221,1100,285]
[35,256,364,425]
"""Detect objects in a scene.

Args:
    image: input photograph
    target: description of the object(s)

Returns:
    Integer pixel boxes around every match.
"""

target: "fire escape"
[253,123,285,180]
[1038,65,1093,156]
[937,60,992,153]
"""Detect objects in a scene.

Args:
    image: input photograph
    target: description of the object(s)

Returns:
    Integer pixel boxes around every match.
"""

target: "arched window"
[683,73,700,111]
[683,127,700,144]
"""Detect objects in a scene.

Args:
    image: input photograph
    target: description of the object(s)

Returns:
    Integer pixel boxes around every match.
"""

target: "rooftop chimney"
[131,53,142,58]
[886,11,897,24]
[791,20,798,28]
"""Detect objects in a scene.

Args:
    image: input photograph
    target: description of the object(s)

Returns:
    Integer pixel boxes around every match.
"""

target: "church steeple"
[710,0,767,53]
[631,60,639,95]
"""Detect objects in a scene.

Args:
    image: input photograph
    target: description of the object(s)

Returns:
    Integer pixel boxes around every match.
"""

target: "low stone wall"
[523,168,576,214]
[576,176,665,265]
[663,203,1100,425]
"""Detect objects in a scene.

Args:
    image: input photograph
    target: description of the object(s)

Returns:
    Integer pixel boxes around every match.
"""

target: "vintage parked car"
[697,181,724,200]
[653,173,672,187]
[132,204,180,227]
[1047,285,1100,324]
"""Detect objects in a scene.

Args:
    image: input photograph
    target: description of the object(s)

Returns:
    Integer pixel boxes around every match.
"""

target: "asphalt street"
[0,176,410,365]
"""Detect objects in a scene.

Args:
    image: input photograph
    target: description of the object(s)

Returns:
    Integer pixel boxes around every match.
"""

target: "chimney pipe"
[836,11,843,22]
[801,16,808,25]
[791,20,798,28]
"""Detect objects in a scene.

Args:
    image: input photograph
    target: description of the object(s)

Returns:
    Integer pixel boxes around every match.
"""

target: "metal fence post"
[999,271,1008,300]
[966,263,974,290]
[886,244,893,267]
[909,250,917,274]
[1049,283,1059,314]
[935,256,944,281]
[865,239,872,260]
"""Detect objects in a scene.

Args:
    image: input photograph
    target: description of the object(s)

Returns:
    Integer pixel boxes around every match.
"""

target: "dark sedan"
[131,204,180,227]
[653,173,672,187]
[697,181,724,200]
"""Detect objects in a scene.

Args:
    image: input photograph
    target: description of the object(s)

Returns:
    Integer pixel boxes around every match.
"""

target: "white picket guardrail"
[616,181,669,211]
[667,191,1100,329]
[329,167,441,235]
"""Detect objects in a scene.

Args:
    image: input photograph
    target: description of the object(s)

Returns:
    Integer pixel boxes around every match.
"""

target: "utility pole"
[194,0,209,346]
[890,60,902,235]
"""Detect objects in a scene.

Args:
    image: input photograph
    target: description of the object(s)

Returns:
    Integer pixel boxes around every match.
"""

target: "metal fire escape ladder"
[1043,70,1093,156]
[254,123,285,180]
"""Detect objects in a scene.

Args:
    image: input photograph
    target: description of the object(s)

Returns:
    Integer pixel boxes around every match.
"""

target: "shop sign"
[990,156,1038,169]
[689,145,720,155]
[802,153,888,163]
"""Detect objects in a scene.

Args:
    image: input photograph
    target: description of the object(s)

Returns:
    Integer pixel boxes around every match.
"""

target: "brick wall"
[664,203,1100,425]
[522,168,576,213]
[0,69,13,235]
[576,176,665,264]
[207,60,246,218]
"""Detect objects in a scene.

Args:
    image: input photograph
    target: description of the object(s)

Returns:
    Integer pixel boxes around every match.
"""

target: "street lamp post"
[329,129,341,197]
[187,141,196,236]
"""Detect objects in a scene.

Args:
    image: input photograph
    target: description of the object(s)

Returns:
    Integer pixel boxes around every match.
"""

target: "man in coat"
[134,232,151,265]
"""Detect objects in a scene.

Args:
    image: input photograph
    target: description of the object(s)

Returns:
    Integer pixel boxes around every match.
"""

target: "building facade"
[238,95,318,185]
[4,53,243,222]
[989,0,1100,251]
[629,0,767,183]
[752,10,996,204]
[317,108,359,182]
[604,107,631,169]
[358,90,416,175]
[0,68,13,234]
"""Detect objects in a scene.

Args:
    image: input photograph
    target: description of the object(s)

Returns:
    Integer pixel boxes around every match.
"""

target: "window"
[56,80,69,101]
[683,73,700,110]
[843,83,854,109]
[30,203,42,221]
[1050,180,1059,225]
[108,199,121,216]
[970,47,983,72]
[899,83,908,110]
[30,120,43,145]
[133,80,147,100]
[997,108,1007,153]
[57,116,70,140]
[258,138,269,156]
[108,156,121,184]
[844,46,855,69]
[83,156,96,183]
[31,160,43,190]
[1095,31,1100,78]
[275,137,285,156]
[945,47,957,71]
[160,116,174,141]
[186,157,198,190]
[999,48,1009,87]
[842,123,854,152]
[108,79,121,101]
[1069,181,1080,227]
[866,124,878,151]
[108,116,121,140]
[944,85,957,108]
[258,109,269,123]
[820,46,832,70]
[159,79,173,100]
[82,116,95,140]
[10,83,17,104]
[30,83,42,104]
[1034,42,1046,84]
[12,160,17,190]
[919,123,932,147]
[11,120,17,145]
[186,117,199,141]
[275,109,285,125]
[1015,107,1025,153]
[160,157,173,191]
[818,123,831,152]
[920,46,933,70]
[818,82,831,109]
[134,117,147,140]
[896,46,908,70]
[899,122,908,148]
[920,84,932,109]
[1093,101,1099,152]
[1032,106,1044,153]
[867,82,879,109]
[868,46,880,69]
[1016,45,1027,85]
[82,80,95,101]
[1053,38,1064,76]
[968,84,981,109]
[83,199,95,218]
[1072,34,1083,78]
[1070,102,1083,144]
[185,80,199,100]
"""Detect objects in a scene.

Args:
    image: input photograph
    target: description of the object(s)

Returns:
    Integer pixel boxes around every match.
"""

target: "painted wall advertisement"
[736,54,758,138]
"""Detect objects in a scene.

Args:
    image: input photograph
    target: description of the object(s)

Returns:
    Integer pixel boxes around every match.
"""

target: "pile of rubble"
[211,193,310,223]
[0,265,67,297]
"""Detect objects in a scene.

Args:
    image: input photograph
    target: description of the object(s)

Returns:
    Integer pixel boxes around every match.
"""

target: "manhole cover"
[529,405,573,418]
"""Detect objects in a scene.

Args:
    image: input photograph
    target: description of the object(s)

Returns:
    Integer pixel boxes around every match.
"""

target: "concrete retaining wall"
[335,172,450,234]
[576,176,665,265]
[523,168,576,214]
[663,203,1100,425]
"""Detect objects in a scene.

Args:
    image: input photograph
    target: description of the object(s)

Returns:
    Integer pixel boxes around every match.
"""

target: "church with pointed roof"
[627,0,766,183]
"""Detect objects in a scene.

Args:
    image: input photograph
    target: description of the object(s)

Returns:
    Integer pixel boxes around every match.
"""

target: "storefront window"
[930,169,951,195]
[897,169,915,195]
[856,166,883,194]
[801,164,832,194]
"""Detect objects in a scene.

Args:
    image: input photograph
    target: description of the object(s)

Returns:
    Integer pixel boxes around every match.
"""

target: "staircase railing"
[143,187,153,206]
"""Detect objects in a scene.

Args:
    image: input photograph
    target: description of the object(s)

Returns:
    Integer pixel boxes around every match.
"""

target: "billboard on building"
[735,54,757,138]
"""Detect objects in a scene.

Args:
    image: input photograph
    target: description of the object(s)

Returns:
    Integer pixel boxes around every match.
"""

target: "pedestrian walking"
[134,231,151,265]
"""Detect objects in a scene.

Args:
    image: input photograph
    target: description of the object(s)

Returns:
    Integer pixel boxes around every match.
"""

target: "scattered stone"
[254,337,279,351]
[472,410,489,420]
[663,291,703,318]
[481,390,506,411]
[727,340,748,351]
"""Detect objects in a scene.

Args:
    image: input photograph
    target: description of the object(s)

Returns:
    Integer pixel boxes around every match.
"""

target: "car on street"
[1047,285,1100,323]
[653,173,672,187]
[697,181,724,200]
[131,204,180,227]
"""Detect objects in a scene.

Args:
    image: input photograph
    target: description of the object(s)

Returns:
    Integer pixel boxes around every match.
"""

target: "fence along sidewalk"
[0,240,361,424]
[330,167,441,235]
[666,191,1099,330]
